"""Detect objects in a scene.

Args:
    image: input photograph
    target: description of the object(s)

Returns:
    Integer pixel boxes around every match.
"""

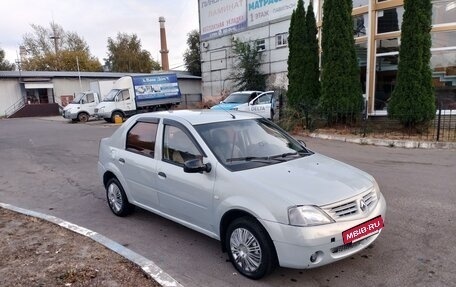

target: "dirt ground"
[0,207,160,287]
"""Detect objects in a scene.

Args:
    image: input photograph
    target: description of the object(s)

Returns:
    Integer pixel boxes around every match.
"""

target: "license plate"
[342,216,384,244]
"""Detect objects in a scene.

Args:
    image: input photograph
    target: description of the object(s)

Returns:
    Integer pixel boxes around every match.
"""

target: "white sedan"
[97,110,386,279]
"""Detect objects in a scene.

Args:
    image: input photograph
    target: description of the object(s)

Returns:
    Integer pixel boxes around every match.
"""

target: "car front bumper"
[261,192,387,269]
[62,110,77,120]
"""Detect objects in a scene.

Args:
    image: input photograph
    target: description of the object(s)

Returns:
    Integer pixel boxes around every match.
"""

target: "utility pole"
[50,22,60,54]
[50,22,60,70]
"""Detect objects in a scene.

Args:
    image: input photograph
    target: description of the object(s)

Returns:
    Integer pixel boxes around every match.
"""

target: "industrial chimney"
[159,16,170,71]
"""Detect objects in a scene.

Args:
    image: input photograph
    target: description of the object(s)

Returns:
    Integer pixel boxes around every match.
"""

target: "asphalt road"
[0,117,455,287]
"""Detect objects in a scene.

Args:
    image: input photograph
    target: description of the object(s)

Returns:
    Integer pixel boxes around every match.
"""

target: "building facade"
[199,0,456,114]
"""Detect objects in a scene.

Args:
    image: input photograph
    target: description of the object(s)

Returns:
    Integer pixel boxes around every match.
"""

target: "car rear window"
[126,121,158,157]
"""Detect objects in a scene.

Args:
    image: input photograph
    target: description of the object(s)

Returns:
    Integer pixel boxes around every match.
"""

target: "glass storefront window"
[432,0,456,25]
[375,54,399,110]
[353,0,368,7]
[376,38,400,54]
[353,14,368,37]
[355,42,368,94]
[377,7,404,34]
[431,49,456,109]
[432,31,456,48]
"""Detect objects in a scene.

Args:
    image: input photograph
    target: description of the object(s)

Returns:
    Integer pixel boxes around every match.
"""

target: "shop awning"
[24,83,54,89]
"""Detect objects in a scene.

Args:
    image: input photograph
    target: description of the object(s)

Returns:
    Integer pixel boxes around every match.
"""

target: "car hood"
[210,103,242,110]
[237,153,374,206]
[63,104,77,111]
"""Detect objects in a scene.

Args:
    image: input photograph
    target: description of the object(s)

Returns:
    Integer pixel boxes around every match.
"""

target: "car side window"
[125,121,158,158]
[163,125,201,165]
[254,94,272,105]
[119,90,130,101]
[86,93,95,103]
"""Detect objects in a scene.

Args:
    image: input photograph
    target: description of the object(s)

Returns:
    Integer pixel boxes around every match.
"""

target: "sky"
[0,0,199,70]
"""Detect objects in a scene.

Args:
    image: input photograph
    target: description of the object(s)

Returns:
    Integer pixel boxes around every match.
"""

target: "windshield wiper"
[270,152,299,158]
[226,156,285,163]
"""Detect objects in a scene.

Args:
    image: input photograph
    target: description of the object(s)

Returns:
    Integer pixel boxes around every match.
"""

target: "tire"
[225,217,277,279]
[111,111,124,123]
[77,112,89,123]
[105,178,134,217]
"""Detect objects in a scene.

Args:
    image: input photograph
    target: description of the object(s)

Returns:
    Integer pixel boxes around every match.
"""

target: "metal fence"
[277,106,456,142]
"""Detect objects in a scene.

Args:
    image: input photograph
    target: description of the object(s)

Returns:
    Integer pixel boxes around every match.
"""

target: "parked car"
[211,91,260,109]
[235,90,278,120]
[98,110,386,279]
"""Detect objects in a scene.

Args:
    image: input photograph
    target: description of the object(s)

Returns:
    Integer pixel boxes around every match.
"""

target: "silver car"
[97,110,386,279]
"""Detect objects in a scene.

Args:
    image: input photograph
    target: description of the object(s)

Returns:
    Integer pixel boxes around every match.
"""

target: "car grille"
[322,188,378,220]
[330,240,362,254]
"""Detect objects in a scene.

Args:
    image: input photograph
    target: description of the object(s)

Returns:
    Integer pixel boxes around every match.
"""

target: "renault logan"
[97,110,386,279]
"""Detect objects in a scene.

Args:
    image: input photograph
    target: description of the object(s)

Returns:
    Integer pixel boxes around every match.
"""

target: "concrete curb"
[0,202,183,287]
[308,133,456,149]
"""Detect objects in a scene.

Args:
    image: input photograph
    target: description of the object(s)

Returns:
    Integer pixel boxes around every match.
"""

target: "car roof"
[229,91,263,95]
[132,109,262,125]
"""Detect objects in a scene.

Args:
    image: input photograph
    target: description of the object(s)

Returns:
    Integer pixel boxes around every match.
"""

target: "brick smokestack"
[159,16,170,71]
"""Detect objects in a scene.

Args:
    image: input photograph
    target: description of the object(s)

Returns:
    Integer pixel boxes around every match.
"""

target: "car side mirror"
[184,159,212,173]
[298,139,307,147]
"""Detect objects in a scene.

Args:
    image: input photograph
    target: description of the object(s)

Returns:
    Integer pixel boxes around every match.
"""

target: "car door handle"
[118,158,125,164]
[158,172,166,178]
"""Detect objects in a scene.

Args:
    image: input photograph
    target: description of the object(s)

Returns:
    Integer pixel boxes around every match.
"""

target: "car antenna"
[219,104,236,119]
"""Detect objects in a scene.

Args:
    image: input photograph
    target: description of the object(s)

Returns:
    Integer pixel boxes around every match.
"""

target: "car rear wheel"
[78,112,89,122]
[105,178,134,216]
[225,217,277,279]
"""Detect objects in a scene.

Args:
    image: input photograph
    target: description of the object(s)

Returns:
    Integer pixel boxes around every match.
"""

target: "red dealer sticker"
[342,216,384,244]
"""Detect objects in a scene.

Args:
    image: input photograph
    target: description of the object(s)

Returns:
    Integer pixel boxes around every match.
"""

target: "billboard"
[132,74,181,101]
[200,0,248,40]
[247,0,301,27]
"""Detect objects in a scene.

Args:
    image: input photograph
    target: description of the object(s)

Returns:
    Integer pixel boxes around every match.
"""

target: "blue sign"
[132,74,181,101]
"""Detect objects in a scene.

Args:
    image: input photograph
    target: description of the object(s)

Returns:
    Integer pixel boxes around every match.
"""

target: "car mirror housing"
[298,139,307,147]
[183,159,211,173]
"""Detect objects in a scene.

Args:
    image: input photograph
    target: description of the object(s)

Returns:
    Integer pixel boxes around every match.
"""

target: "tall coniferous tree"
[301,2,320,127]
[388,0,435,126]
[286,0,306,113]
[320,0,363,123]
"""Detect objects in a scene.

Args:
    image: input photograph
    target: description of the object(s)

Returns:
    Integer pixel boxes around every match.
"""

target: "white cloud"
[0,0,199,70]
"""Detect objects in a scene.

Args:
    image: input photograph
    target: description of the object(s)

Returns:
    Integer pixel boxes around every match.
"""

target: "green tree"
[230,38,265,91]
[303,2,320,127]
[287,0,307,113]
[21,22,102,71]
[183,30,201,76]
[388,0,435,127]
[0,48,15,70]
[320,0,363,123]
[105,33,160,73]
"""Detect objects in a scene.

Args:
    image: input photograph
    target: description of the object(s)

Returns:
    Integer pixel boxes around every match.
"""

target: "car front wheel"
[105,178,134,216]
[78,112,89,122]
[225,217,277,279]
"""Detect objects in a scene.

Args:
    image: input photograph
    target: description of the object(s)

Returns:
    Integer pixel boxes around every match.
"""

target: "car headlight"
[288,205,334,227]
[373,179,382,201]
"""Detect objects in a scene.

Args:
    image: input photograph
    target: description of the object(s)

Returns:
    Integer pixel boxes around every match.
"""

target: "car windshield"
[72,93,84,104]
[103,89,120,102]
[195,118,312,171]
[223,93,252,104]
